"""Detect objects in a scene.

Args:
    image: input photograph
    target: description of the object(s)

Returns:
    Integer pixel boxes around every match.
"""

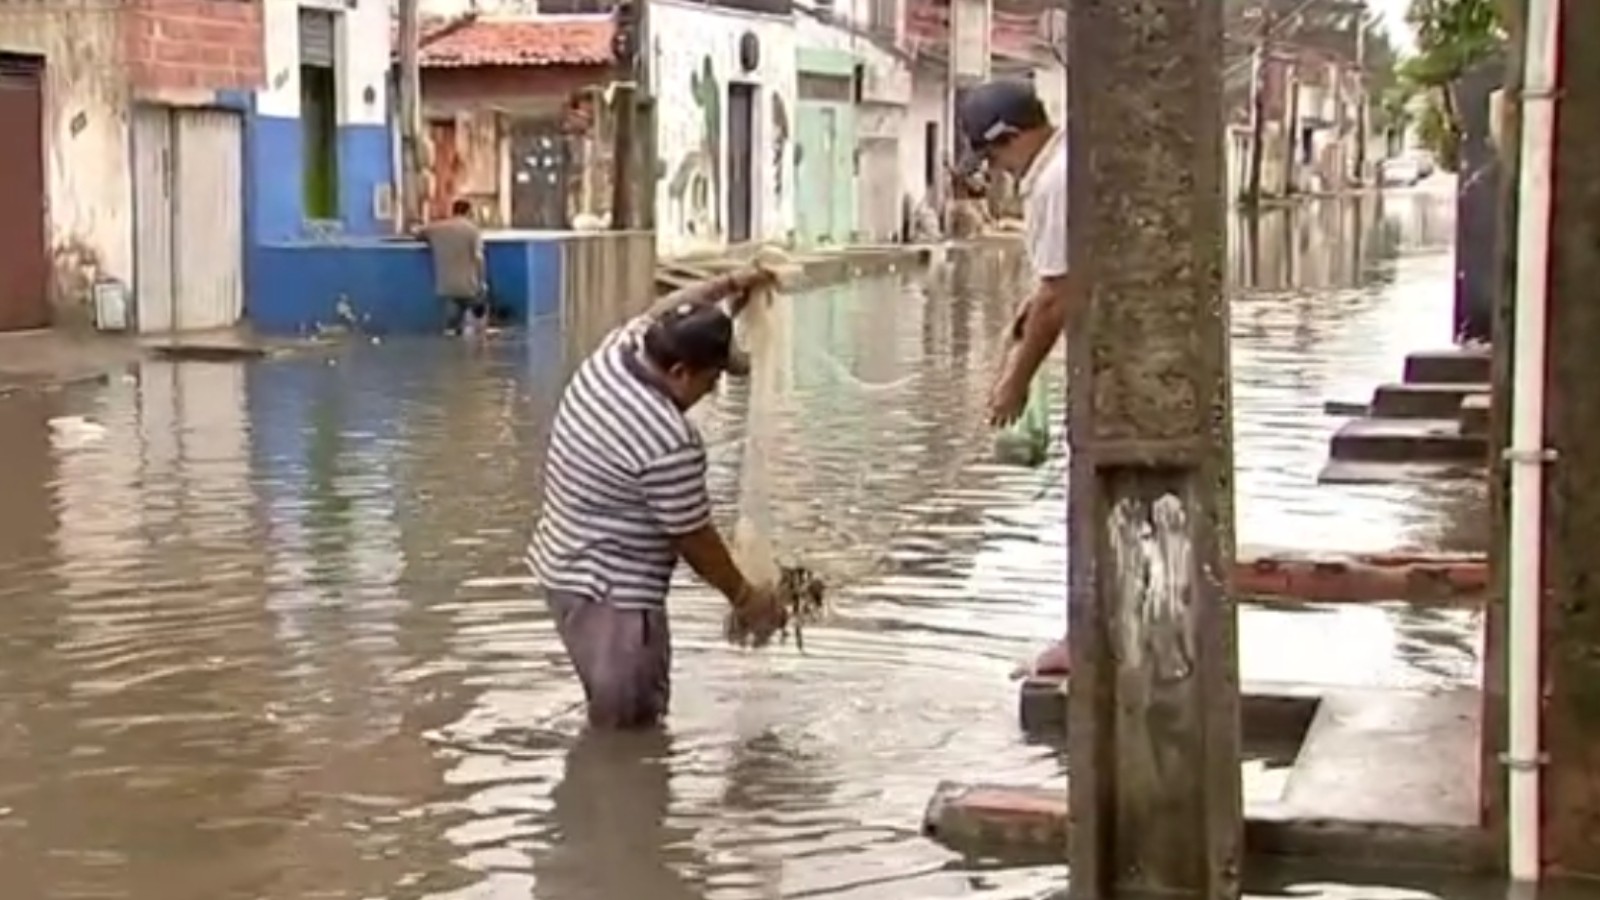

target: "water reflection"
[1229,189,1457,293]
[0,188,1494,899]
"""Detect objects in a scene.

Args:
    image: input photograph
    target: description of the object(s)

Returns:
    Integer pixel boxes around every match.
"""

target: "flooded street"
[0,191,1497,899]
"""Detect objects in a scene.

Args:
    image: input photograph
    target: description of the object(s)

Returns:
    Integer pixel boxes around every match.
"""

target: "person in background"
[958,79,1077,677]
[946,162,993,239]
[416,198,487,336]
[526,266,790,730]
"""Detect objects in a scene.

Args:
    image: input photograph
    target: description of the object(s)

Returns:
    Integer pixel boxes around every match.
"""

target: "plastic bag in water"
[992,372,1052,468]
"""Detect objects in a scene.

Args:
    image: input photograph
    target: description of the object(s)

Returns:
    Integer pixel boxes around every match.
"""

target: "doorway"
[726,82,757,244]
[509,118,571,230]
[299,8,340,221]
[132,107,245,333]
[0,54,49,332]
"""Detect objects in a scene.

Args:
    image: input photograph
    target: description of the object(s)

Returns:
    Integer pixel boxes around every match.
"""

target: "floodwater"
[0,189,1498,900]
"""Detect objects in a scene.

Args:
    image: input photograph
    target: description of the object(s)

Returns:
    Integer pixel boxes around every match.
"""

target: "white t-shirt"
[1020,127,1068,280]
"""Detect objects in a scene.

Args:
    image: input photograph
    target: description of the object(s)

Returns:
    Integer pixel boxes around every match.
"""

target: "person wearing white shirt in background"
[957,79,1078,677]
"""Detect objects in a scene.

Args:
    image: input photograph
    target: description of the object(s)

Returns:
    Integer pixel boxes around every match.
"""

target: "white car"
[1379,157,1423,187]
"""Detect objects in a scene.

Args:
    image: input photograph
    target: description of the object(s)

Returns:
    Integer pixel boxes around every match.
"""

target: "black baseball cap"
[957,79,1050,153]
[642,301,751,377]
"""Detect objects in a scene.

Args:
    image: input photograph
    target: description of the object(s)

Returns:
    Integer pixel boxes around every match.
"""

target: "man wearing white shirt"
[958,79,1077,675]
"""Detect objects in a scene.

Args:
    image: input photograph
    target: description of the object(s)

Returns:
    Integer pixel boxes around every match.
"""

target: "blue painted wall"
[249,116,394,241]
[250,236,564,336]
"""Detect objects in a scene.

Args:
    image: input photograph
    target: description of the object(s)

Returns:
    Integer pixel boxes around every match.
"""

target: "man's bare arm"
[672,523,754,607]
[1002,271,1081,388]
[645,273,742,318]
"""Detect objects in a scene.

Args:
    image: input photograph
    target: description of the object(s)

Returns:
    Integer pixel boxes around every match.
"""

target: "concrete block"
[923,781,1067,865]
[1403,348,1491,385]
[1371,382,1491,419]
[929,688,1487,871]
[1020,678,1321,744]
[1459,393,1491,437]
[1329,417,1487,464]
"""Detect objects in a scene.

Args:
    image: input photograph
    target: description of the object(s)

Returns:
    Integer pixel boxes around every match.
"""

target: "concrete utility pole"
[1353,4,1368,184]
[1064,1,1241,898]
[396,0,425,230]
[609,0,646,230]
[1245,21,1270,207]
[1539,0,1600,879]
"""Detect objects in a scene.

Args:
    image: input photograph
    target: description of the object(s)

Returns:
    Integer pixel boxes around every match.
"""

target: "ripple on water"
[0,195,1487,899]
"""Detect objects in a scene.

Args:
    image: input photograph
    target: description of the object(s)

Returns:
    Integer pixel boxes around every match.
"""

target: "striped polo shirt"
[525,316,713,608]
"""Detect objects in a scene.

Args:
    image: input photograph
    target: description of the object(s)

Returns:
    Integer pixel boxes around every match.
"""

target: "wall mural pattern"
[771,93,789,204]
[665,55,721,239]
[652,3,796,253]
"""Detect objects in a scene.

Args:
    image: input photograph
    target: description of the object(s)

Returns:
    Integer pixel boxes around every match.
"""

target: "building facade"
[251,0,393,243]
[651,0,798,256]
[412,13,615,230]
[0,0,263,332]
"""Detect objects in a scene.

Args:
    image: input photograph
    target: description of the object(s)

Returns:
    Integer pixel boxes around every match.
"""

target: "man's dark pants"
[547,591,672,729]
[444,294,489,334]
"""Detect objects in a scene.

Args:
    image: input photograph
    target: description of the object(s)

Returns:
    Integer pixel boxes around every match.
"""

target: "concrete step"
[1370,382,1490,419]
[1021,677,1321,738]
[924,687,1487,869]
[1459,393,1491,437]
[1318,458,1486,484]
[1329,417,1487,464]
[1277,688,1479,830]
[1403,347,1491,385]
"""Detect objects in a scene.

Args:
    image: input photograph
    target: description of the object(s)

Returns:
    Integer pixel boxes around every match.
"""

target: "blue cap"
[957,79,1050,151]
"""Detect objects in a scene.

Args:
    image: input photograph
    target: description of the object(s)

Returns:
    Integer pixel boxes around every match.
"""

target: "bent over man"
[527,267,789,729]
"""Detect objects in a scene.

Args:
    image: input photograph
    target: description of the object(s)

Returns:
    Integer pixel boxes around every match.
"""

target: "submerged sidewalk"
[0,327,300,395]
[0,330,144,393]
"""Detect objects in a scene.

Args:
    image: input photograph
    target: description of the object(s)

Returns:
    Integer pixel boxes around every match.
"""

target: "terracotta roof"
[417,17,615,68]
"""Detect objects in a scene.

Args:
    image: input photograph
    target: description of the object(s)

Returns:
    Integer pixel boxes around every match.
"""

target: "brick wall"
[123,0,264,94]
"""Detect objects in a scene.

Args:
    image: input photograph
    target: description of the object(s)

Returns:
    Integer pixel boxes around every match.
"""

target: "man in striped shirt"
[527,266,789,729]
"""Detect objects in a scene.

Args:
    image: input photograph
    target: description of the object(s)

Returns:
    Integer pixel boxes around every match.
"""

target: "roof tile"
[417,17,615,68]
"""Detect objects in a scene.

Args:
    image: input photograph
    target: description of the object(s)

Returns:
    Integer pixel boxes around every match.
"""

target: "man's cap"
[957,79,1050,151]
[643,301,751,377]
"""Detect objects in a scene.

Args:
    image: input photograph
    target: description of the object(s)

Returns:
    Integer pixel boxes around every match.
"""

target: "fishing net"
[724,246,829,650]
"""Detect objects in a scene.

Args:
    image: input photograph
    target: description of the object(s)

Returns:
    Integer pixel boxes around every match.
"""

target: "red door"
[427,120,462,221]
[0,55,48,332]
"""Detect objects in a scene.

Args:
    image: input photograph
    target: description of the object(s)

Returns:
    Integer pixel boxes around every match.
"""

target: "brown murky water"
[0,191,1497,899]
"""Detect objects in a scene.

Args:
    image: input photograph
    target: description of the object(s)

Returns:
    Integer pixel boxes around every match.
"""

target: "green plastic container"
[992,373,1052,468]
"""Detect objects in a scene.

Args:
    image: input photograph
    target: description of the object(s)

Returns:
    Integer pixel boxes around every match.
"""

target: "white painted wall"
[650,0,797,257]
[1,3,133,315]
[259,0,390,126]
[900,64,946,213]
[1033,58,1066,125]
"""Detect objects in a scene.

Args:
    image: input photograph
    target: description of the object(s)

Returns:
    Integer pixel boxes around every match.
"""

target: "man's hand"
[725,265,780,317]
[724,583,789,648]
[988,367,1031,427]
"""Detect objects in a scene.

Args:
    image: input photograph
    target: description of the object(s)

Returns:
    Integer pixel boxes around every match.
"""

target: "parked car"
[1379,157,1424,187]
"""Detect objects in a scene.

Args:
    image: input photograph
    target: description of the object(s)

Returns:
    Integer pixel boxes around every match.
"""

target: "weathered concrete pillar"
[1064,2,1241,899]
[1541,0,1600,878]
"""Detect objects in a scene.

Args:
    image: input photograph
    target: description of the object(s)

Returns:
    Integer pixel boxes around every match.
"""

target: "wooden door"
[0,55,49,331]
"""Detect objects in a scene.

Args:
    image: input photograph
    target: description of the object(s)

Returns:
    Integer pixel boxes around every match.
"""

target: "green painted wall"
[794,100,857,247]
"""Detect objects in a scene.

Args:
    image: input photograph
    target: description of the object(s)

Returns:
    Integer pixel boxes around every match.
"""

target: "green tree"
[1397,0,1506,169]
